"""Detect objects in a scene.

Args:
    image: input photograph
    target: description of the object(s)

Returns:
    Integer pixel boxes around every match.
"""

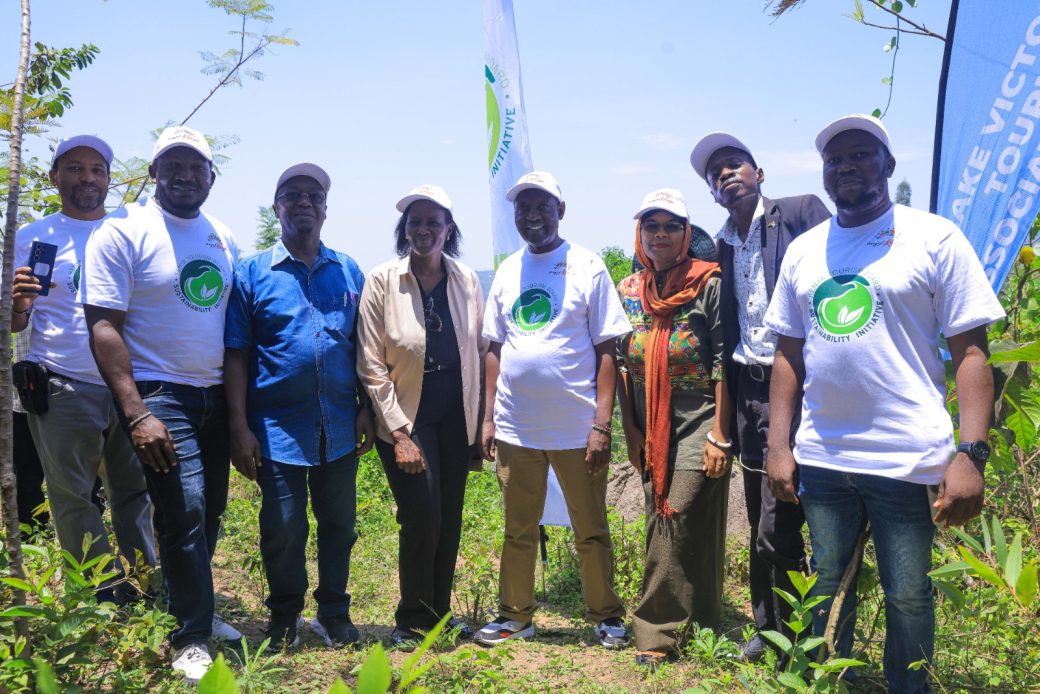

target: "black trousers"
[14,411,47,535]
[375,368,471,630]
[734,364,808,633]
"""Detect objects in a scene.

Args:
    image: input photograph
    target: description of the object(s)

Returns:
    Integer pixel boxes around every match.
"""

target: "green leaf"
[935,579,966,610]
[326,680,351,694]
[800,636,826,652]
[892,1,904,12]
[872,108,883,118]
[824,657,866,669]
[0,578,34,593]
[787,571,813,598]
[33,658,60,694]
[928,561,972,578]
[1005,533,1023,589]
[1015,562,1038,607]
[950,526,984,554]
[992,516,1008,566]
[958,546,1004,588]
[0,605,48,618]
[760,630,793,653]
[355,643,392,694]
[197,653,238,694]
[772,587,800,610]
[776,671,808,691]
[989,341,1040,363]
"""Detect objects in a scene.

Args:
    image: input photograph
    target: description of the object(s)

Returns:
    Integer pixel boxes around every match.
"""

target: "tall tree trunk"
[1,0,32,647]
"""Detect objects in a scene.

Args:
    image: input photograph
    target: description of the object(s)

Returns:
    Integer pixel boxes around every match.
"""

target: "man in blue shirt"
[224,163,374,651]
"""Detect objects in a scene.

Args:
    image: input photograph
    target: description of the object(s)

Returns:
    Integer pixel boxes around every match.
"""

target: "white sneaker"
[172,642,212,684]
[212,614,243,642]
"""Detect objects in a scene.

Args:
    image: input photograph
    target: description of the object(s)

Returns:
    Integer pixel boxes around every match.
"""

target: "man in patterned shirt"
[690,133,830,661]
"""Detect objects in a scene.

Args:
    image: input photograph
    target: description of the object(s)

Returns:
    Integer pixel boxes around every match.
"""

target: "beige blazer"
[357,255,488,445]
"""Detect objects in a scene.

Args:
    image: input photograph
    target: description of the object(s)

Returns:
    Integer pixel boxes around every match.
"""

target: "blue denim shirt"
[225,240,365,466]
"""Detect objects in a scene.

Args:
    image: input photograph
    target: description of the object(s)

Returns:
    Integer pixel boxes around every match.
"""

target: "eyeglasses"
[277,191,327,206]
[641,221,685,235]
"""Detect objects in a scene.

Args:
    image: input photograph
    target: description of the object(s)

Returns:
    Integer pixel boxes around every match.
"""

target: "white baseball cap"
[275,163,331,195]
[690,132,753,181]
[506,171,563,203]
[633,188,689,220]
[152,126,213,163]
[52,135,114,167]
[815,114,892,154]
[396,184,453,213]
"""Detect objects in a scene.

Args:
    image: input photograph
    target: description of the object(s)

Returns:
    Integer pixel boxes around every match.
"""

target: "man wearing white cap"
[763,115,1003,692]
[475,171,632,648]
[690,133,830,661]
[11,135,156,601]
[224,163,373,651]
[82,125,240,683]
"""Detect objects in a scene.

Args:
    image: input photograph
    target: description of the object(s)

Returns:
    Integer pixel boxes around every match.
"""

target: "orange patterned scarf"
[634,221,720,518]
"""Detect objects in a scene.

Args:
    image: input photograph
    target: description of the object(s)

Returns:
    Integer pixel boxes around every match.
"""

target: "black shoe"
[635,651,672,668]
[740,633,769,663]
[390,626,423,651]
[311,614,359,648]
[446,617,474,640]
[264,614,301,652]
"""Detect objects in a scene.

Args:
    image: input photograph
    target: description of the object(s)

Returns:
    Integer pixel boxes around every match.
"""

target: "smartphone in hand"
[27,240,58,296]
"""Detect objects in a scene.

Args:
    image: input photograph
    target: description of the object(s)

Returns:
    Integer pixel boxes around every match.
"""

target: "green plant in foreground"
[199,614,455,693]
[930,514,1038,617]
[760,571,865,693]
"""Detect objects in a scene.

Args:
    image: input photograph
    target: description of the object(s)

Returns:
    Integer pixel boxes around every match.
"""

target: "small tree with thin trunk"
[1,0,33,649]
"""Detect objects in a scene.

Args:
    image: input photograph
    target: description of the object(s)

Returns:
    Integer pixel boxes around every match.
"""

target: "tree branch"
[865,0,945,40]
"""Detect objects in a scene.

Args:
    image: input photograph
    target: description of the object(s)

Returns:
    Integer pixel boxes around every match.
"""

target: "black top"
[420,276,460,371]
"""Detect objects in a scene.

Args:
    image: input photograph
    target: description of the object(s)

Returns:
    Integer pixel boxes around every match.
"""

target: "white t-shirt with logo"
[763,205,1004,484]
[14,213,105,384]
[483,240,632,450]
[81,198,238,387]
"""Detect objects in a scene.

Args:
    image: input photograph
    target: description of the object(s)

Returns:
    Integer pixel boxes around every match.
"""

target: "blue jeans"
[136,381,230,649]
[257,454,358,618]
[798,464,936,694]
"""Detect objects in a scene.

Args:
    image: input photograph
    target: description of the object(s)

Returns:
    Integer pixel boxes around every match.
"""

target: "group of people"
[9,112,1002,693]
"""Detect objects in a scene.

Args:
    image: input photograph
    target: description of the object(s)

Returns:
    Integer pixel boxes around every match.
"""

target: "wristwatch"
[956,440,990,464]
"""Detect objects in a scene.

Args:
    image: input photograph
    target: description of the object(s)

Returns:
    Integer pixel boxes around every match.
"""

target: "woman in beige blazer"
[356,185,487,648]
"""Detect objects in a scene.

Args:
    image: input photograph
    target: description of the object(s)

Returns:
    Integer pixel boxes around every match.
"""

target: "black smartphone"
[27,240,58,296]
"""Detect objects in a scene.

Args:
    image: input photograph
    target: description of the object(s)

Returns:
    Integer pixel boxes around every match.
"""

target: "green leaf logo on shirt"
[811,275,877,337]
[66,263,81,294]
[511,288,554,332]
[179,259,224,309]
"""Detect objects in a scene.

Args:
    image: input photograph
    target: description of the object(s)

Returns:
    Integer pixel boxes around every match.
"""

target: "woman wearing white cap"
[615,189,732,666]
[356,185,487,647]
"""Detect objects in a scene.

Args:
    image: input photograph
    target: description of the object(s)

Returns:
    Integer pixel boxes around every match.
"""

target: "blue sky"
[3,0,952,271]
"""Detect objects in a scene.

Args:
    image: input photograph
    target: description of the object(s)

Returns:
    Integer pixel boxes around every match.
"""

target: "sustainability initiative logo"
[175,257,228,312]
[510,285,560,334]
[485,58,518,178]
[65,263,81,294]
[809,270,883,341]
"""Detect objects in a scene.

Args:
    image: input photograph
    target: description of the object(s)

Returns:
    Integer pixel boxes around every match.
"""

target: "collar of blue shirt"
[271,239,341,268]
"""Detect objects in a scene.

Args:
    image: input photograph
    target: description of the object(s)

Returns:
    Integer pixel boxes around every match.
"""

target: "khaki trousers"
[495,440,624,622]
[632,469,729,653]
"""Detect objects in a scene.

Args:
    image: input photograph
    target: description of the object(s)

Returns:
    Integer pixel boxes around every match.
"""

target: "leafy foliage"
[601,245,633,287]
[254,205,280,251]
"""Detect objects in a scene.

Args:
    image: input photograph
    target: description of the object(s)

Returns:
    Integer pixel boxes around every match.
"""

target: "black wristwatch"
[957,440,990,464]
